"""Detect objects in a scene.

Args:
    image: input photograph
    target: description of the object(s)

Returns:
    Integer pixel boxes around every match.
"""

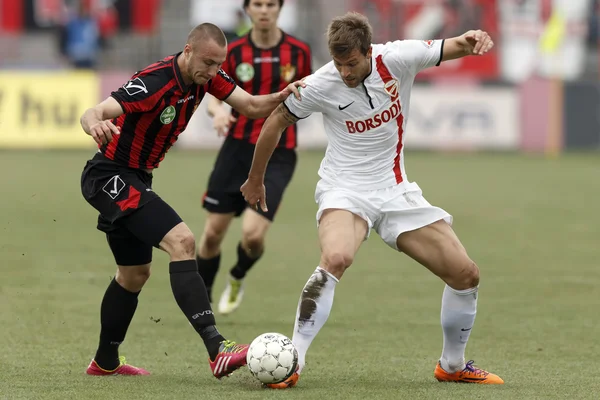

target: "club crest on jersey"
[422,40,435,48]
[236,63,255,83]
[160,105,176,124]
[384,79,399,99]
[280,64,296,83]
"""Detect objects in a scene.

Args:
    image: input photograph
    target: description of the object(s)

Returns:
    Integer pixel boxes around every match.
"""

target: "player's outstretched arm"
[441,30,494,62]
[224,80,305,119]
[240,103,299,212]
[80,97,124,145]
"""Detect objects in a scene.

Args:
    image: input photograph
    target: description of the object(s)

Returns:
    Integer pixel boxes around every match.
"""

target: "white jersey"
[285,39,444,190]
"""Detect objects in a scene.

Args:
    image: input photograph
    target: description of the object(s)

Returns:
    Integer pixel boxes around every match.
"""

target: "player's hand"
[89,120,120,145]
[241,177,267,212]
[212,108,237,137]
[278,80,307,101]
[463,30,494,55]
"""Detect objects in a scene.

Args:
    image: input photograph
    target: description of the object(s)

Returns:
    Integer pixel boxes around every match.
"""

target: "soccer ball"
[246,332,298,384]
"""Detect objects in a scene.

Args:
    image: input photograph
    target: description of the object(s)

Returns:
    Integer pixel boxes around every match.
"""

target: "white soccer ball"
[246,332,298,384]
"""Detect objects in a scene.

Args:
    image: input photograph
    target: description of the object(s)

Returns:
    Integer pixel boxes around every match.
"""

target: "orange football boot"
[435,360,504,384]
[265,367,300,389]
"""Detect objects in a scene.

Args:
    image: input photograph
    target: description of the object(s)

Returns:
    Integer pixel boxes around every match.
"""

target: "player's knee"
[241,231,265,257]
[179,232,196,258]
[167,230,196,260]
[449,260,480,290]
[116,265,151,292]
[200,224,227,253]
[320,251,354,278]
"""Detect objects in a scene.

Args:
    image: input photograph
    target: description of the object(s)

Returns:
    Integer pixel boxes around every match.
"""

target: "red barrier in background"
[0,0,24,33]
[0,0,158,34]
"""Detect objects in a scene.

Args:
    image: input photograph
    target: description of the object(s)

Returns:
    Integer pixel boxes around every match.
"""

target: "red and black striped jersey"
[103,53,236,169]
[222,30,312,149]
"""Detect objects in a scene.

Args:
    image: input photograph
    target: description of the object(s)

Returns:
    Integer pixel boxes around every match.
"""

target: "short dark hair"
[187,23,227,48]
[243,0,284,8]
[327,12,372,57]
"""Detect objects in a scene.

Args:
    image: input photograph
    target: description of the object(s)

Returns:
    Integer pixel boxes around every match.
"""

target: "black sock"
[169,260,225,358]
[94,278,140,370]
[230,242,262,280]
[196,254,220,302]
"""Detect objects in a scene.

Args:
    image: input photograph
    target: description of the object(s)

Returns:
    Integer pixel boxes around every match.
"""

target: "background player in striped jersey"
[79,23,304,378]
[242,12,504,387]
[196,0,312,315]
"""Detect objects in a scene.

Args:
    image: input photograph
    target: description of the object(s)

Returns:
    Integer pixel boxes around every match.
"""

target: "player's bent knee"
[161,223,197,261]
[177,233,196,259]
[448,260,480,290]
[320,251,354,278]
[201,225,226,252]
[241,232,265,255]
[116,264,151,292]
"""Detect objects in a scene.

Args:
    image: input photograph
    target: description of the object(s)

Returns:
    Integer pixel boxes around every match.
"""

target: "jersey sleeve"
[385,39,445,76]
[207,69,237,101]
[283,75,320,119]
[110,71,168,113]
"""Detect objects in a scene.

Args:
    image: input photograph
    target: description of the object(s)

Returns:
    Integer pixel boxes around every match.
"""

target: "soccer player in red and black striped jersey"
[79,22,304,378]
[196,0,312,316]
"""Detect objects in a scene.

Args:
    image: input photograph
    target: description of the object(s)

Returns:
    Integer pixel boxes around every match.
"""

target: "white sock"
[291,266,338,373]
[439,284,478,373]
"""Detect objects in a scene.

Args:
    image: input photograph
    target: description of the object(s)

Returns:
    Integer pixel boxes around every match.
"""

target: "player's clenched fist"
[241,178,268,212]
[89,120,120,145]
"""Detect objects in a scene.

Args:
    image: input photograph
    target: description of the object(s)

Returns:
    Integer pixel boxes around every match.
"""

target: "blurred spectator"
[57,0,103,69]
[190,0,248,42]
[190,0,298,42]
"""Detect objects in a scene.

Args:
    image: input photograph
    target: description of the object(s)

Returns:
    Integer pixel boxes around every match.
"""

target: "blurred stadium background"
[1,1,599,399]
[0,0,599,150]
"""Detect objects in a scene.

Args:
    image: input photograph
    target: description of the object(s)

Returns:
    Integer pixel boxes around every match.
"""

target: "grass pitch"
[0,150,598,399]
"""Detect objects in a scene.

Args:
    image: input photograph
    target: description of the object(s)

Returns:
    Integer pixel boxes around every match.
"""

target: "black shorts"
[81,152,183,266]
[203,136,297,221]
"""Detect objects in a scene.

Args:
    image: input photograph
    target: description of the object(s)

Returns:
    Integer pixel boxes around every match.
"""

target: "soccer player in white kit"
[241,12,504,387]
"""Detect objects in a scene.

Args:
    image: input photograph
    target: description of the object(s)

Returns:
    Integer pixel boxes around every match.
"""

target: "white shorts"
[315,180,453,250]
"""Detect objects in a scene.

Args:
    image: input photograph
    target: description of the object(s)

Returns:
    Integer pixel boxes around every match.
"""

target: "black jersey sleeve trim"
[110,93,127,113]
[436,39,445,67]
[219,84,237,101]
[283,101,309,120]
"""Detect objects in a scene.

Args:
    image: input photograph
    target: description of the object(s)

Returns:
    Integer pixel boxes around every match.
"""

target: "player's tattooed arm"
[274,103,300,125]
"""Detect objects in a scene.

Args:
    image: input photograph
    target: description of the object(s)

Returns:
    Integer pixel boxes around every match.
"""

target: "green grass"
[0,150,599,399]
